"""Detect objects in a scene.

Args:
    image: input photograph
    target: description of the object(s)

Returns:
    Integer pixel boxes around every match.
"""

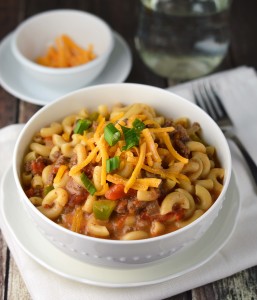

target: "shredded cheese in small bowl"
[36,35,97,68]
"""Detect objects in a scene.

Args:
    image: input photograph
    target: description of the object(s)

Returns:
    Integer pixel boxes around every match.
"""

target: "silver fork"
[193,81,257,187]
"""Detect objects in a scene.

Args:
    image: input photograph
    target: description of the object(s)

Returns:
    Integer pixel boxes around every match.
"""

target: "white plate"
[0,31,132,106]
[0,166,240,288]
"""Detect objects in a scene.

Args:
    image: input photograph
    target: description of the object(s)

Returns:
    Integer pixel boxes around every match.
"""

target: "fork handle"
[229,135,257,187]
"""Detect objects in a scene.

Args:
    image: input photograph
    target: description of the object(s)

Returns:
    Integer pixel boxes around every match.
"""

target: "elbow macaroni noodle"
[21,103,225,240]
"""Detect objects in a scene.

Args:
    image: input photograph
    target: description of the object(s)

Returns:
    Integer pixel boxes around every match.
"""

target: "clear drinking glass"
[135,0,231,81]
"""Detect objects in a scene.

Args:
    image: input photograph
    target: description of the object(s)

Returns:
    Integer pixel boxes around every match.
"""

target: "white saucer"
[0,31,132,106]
[0,166,240,288]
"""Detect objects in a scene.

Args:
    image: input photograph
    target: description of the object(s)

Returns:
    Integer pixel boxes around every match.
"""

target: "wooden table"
[1,1,257,299]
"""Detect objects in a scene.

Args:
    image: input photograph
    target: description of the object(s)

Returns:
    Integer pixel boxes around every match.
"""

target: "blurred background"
[1,0,257,93]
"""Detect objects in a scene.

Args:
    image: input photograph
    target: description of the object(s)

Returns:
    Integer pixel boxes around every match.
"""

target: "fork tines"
[193,80,232,125]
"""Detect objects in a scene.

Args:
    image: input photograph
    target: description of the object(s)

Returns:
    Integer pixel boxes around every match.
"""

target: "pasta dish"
[21,103,224,240]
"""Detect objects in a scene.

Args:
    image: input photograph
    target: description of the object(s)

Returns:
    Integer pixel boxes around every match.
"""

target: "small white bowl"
[11,9,114,92]
[13,83,232,267]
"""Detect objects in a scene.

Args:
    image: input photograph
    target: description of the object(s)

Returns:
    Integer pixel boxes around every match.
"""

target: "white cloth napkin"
[1,66,257,300]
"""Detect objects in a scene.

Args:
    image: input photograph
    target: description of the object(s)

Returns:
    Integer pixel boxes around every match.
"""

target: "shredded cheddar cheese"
[124,143,146,193]
[64,104,188,194]
[146,152,154,167]
[71,206,83,233]
[142,128,161,162]
[54,165,67,184]
[107,174,161,191]
[162,132,189,164]
[141,164,179,182]
[36,34,96,68]
[95,183,109,196]
[69,146,99,176]
[110,112,125,123]
[94,117,105,140]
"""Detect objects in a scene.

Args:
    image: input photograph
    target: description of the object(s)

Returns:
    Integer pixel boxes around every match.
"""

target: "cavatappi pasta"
[21,103,224,240]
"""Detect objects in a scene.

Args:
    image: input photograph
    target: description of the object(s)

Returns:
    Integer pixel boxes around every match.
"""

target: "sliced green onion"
[106,156,120,173]
[120,119,145,151]
[121,126,139,150]
[80,172,96,195]
[74,119,92,135]
[104,123,121,146]
[93,200,116,220]
[133,118,145,133]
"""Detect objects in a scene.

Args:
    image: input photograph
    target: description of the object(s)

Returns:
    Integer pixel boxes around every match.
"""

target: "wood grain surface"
[1,0,257,299]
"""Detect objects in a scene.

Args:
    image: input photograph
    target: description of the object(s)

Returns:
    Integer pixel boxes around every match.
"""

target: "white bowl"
[11,9,114,92]
[13,83,232,267]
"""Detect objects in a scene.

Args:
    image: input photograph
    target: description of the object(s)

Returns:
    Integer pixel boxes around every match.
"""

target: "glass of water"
[135,0,231,81]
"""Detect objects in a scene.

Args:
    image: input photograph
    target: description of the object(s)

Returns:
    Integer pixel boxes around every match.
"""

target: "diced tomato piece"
[31,160,46,175]
[105,184,126,200]
[68,194,88,207]
[25,187,35,198]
